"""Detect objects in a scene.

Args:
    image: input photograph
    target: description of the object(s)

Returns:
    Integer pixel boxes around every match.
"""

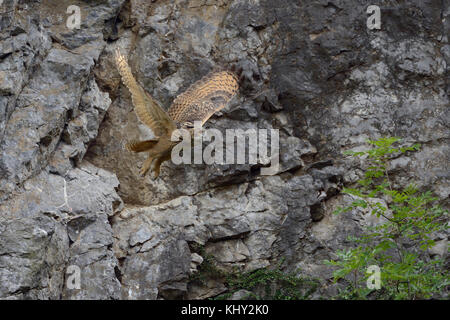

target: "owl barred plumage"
[168,70,239,125]
[114,49,239,178]
[115,50,176,138]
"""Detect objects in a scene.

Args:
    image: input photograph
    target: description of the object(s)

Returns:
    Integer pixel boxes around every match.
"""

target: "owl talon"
[139,166,150,176]
[139,156,155,177]
[149,164,160,180]
[151,172,159,180]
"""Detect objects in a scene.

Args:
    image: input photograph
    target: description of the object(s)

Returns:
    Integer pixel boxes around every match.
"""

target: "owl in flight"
[114,49,239,178]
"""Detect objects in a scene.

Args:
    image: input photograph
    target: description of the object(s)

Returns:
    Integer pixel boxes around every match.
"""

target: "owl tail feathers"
[125,139,158,152]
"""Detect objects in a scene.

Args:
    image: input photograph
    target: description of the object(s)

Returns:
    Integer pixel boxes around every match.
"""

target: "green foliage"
[221,261,320,300]
[189,243,228,284]
[325,137,449,299]
[189,245,320,300]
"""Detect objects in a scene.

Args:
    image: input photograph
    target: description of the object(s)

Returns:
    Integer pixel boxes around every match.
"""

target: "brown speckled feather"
[115,49,176,137]
[125,139,158,152]
[168,70,239,126]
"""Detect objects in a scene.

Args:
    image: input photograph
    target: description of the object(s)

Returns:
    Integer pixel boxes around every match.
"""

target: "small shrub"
[223,262,320,300]
[324,137,449,299]
[189,245,320,300]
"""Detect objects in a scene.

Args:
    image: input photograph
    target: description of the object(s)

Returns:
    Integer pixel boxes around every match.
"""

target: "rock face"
[0,0,448,299]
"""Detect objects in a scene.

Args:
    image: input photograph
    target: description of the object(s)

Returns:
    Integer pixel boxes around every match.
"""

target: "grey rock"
[190,253,204,274]
[0,162,123,299]
[229,289,253,300]
[429,240,448,258]
[187,280,227,300]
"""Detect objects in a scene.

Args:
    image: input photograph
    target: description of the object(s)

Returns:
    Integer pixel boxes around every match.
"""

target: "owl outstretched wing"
[115,49,176,137]
[168,70,239,127]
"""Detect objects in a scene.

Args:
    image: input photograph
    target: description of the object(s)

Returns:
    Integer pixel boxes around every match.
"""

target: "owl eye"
[183,121,194,128]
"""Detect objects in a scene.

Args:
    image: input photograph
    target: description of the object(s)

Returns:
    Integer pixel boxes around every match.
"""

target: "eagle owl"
[114,49,239,178]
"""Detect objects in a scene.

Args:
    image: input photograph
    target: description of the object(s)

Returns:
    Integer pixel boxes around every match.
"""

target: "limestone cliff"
[0,0,448,299]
